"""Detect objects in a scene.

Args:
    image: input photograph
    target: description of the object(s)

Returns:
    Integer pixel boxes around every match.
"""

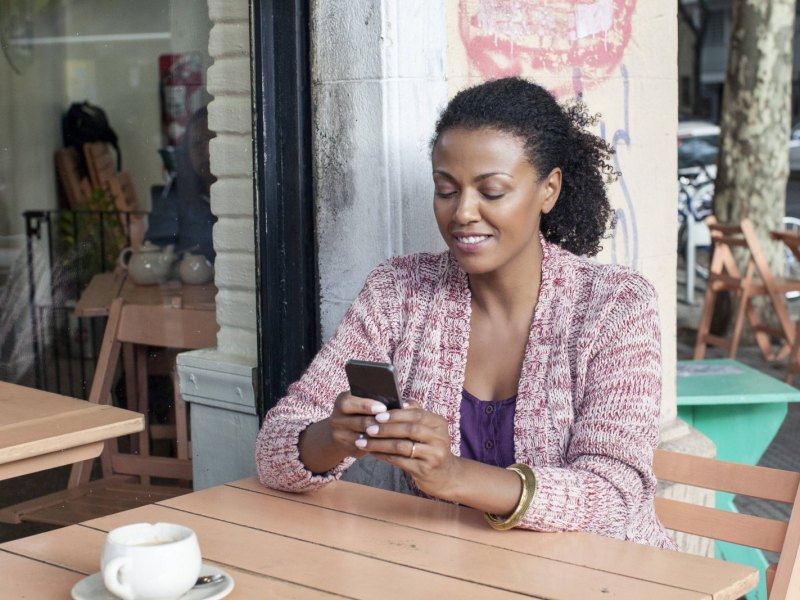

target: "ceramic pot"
[179,252,214,285]
[118,242,176,285]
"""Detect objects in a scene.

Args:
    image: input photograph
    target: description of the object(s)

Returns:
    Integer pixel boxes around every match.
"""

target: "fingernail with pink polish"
[366,425,379,436]
[375,412,390,423]
[355,437,367,449]
[371,403,387,414]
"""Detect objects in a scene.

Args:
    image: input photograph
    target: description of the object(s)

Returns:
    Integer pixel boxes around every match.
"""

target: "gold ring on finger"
[410,441,417,459]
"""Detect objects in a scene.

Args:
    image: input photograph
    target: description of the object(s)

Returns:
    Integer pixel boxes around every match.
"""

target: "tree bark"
[714,0,796,276]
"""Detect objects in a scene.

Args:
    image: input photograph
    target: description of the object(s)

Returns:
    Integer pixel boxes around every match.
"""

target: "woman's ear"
[541,168,562,215]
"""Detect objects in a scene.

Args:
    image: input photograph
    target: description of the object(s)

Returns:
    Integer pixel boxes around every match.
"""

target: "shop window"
[0,0,213,396]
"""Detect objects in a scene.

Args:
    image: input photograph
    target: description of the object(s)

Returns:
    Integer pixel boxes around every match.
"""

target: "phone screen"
[345,359,403,410]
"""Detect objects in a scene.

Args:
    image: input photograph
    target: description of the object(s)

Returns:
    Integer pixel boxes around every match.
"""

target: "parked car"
[678,120,719,180]
[790,124,800,173]
[679,119,800,177]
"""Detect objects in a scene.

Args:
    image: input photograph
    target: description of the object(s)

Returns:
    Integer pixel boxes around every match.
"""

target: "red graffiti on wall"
[458,0,636,95]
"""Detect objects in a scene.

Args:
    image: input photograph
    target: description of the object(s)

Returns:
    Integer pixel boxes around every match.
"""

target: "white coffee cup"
[101,522,202,600]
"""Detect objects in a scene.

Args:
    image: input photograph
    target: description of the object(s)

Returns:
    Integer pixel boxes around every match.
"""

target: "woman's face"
[432,127,561,278]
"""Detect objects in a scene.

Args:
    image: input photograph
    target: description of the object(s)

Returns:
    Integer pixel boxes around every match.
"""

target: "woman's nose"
[453,190,480,224]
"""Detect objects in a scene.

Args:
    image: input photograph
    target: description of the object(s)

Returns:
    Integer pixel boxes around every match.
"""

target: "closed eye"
[482,192,505,200]
[435,190,458,199]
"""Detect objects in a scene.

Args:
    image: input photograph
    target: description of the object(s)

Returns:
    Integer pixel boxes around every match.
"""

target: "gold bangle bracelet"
[484,463,537,531]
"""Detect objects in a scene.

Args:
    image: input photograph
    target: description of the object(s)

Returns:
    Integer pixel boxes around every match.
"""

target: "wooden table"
[74,272,217,317]
[677,358,800,598]
[0,382,143,481]
[0,477,758,599]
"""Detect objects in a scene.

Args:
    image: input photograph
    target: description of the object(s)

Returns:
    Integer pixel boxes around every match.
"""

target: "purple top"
[459,389,517,468]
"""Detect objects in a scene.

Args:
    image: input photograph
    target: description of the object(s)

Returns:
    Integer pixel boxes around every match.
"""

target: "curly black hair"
[431,77,617,257]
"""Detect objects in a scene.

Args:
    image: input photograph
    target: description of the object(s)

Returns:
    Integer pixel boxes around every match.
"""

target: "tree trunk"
[714,0,796,276]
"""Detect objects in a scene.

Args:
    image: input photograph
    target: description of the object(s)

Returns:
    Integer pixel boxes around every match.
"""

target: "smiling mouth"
[452,234,492,252]
[456,235,490,244]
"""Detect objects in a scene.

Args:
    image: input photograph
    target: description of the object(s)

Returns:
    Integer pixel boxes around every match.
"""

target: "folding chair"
[654,449,800,599]
[70,297,219,487]
[694,217,800,362]
[0,298,218,526]
[771,229,800,384]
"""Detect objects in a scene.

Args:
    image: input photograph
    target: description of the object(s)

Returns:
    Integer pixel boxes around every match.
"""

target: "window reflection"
[0,0,212,395]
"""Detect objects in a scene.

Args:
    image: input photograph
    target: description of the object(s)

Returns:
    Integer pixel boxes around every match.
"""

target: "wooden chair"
[654,449,800,599]
[694,217,800,362]
[771,229,800,384]
[0,298,218,526]
[70,297,219,488]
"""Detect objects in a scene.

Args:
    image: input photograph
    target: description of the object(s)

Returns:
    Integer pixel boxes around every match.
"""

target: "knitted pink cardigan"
[256,238,676,549]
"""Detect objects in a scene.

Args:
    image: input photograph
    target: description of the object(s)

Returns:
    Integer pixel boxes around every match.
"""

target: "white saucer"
[71,563,234,600]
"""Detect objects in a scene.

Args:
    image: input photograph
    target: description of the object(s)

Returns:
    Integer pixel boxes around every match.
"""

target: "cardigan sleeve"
[518,275,669,546]
[255,260,402,492]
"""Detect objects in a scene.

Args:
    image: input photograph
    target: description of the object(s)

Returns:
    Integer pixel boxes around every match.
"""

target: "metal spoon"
[194,573,226,587]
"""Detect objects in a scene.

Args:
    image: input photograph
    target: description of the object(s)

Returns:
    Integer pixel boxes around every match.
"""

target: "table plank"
[0,550,83,599]
[0,382,143,480]
[148,484,712,599]
[0,403,142,464]
[75,272,217,318]
[82,504,533,599]
[227,478,758,600]
[677,359,800,406]
[1,525,347,599]
[74,271,126,317]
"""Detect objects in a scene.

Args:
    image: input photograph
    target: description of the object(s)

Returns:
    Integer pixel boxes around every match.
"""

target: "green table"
[677,358,800,600]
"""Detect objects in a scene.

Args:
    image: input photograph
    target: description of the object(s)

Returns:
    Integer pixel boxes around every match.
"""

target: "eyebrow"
[432,170,514,182]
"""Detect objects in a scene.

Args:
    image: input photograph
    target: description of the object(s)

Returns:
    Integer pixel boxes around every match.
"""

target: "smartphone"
[344,359,403,410]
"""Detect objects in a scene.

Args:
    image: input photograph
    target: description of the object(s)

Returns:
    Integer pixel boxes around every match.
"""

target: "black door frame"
[252,0,318,420]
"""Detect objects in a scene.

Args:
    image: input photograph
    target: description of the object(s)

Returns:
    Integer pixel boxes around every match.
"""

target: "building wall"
[312,0,449,339]
[205,0,256,359]
[0,6,66,236]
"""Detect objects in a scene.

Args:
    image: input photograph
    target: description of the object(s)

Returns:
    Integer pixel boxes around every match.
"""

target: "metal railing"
[24,209,147,398]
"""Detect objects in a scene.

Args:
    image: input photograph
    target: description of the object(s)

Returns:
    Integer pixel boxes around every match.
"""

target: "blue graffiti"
[608,65,639,269]
[575,65,639,268]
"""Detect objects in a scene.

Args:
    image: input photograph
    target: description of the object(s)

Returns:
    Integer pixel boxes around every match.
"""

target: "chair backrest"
[772,230,800,265]
[654,449,800,599]
[88,298,218,407]
[116,302,218,349]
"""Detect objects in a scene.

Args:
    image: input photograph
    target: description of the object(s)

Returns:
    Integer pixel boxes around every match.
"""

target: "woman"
[256,77,675,549]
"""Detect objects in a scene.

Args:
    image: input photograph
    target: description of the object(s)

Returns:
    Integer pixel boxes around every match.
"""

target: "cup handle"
[103,557,135,600]
[118,247,133,270]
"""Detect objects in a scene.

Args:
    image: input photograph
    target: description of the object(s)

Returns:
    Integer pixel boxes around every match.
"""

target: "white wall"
[0,5,67,235]
[312,0,449,339]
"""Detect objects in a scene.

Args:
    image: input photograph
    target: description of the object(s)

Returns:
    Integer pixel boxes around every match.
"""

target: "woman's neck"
[467,246,543,320]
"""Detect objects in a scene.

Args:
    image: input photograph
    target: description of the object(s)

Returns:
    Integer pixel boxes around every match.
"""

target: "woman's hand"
[298,391,387,474]
[357,400,462,499]
[327,390,389,458]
